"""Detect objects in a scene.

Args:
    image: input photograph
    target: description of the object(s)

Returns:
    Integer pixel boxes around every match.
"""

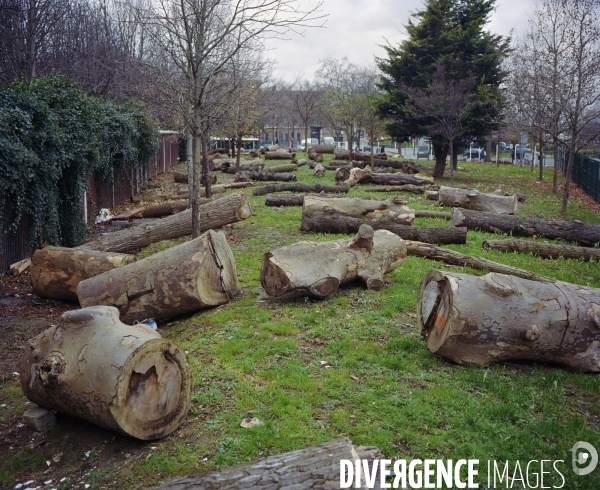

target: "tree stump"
[418,271,600,371]
[80,193,252,253]
[437,187,518,214]
[314,164,325,177]
[31,247,136,302]
[302,196,414,226]
[78,230,238,323]
[452,208,600,246]
[261,224,406,299]
[20,306,192,439]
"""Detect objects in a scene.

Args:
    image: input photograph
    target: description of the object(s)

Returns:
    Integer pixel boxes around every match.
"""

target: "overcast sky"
[264,0,535,81]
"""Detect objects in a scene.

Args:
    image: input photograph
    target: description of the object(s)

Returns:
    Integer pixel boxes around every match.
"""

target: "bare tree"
[286,76,322,151]
[407,65,476,184]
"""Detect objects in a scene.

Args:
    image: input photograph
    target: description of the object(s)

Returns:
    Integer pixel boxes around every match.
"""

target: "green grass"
[2,153,600,488]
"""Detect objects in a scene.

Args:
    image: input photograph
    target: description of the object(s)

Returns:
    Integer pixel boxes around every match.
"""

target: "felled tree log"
[148,438,375,490]
[371,159,417,173]
[264,163,298,173]
[334,148,350,160]
[20,306,192,439]
[436,187,518,214]
[374,166,396,173]
[335,167,372,187]
[414,210,452,220]
[302,195,414,226]
[452,208,600,246]
[301,209,467,245]
[80,193,252,253]
[31,247,136,302]
[261,225,406,298]
[314,164,325,177]
[225,165,264,174]
[405,241,554,283]
[362,184,433,194]
[418,271,600,371]
[141,201,191,218]
[308,150,324,162]
[483,238,600,260]
[253,183,349,196]
[78,230,238,323]
[265,193,346,207]
[362,173,434,186]
[310,144,336,153]
[493,189,526,203]
[293,158,307,167]
[264,151,295,160]
[174,172,217,185]
[426,190,440,200]
[235,171,297,182]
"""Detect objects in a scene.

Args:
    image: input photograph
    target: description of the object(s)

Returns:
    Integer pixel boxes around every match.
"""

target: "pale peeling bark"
[31,247,136,302]
[302,196,415,226]
[261,225,406,299]
[418,271,600,371]
[78,230,238,323]
[334,167,372,187]
[20,306,192,439]
[436,187,518,214]
[313,164,325,177]
[79,193,252,253]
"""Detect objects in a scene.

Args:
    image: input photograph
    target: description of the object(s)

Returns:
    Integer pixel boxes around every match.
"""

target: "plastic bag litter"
[96,208,113,223]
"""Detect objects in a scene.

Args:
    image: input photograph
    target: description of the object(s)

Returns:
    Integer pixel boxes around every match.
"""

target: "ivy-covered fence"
[0,76,160,270]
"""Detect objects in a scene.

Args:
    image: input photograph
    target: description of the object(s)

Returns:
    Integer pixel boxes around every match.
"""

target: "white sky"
[264,0,535,81]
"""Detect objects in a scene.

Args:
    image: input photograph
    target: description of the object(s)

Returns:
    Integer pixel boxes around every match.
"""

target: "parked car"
[512,145,531,159]
[464,148,483,159]
[499,142,508,151]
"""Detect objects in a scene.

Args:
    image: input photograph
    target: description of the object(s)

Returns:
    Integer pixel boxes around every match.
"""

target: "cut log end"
[418,272,450,353]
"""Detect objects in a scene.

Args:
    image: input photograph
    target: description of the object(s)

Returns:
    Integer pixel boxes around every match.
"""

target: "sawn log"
[264,151,295,160]
[234,171,297,182]
[78,230,238,323]
[80,193,252,253]
[482,238,600,260]
[261,225,406,298]
[265,193,345,207]
[362,173,434,186]
[252,183,349,196]
[436,187,518,214]
[418,271,600,371]
[452,208,600,246]
[20,306,192,439]
[362,185,432,194]
[31,247,136,302]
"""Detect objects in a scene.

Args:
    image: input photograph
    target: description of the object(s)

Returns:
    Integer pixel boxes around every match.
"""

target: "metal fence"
[557,147,600,204]
[1,134,179,271]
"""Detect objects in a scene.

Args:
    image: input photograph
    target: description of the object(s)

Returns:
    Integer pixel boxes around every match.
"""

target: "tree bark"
[334,148,350,160]
[310,144,336,153]
[334,167,372,187]
[261,225,406,299]
[234,171,297,182]
[174,172,217,184]
[482,238,600,260]
[264,151,295,160]
[265,193,347,207]
[79,193,252,253]
[313,164,325,177]
[78,230,238,323]
[437,187,519,214]
[20,306,192,439]
[362,185,433,194]
[148,439,375,490]
[362,173,434,186]
[452,208,600,246]
[252,183,349,196]
[405,240,555,283]
[31,247,136,302]
[414,210,452,220]
[308,149,324,162]
[302,196,414,225]
[142,201,192,218]
[225,165,264,174]
[301,209,466,245]
[418,270,600,371]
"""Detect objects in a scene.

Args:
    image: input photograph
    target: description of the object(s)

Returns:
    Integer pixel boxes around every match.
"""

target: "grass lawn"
[1,153,599,489]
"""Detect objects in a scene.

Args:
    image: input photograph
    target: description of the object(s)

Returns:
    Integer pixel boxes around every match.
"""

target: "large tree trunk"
[141,201,191,218]
[148,439,379,490]
[265,194,347,207]
[452,208,600,246]
[310,144,336,153]
[418,271,600,371]
[174,172,217,185]
[20,306,192,439]
[302,196,414,225]
[405,241,554,283]
[252,183,349,196]
[432,139,448,178]
[225,165,264,174]
[334,148,350,160]
[264,151,295,160]
[483,238,600,260]
[301,208,467,245]
[362,173,434,186]
[234,171,297,182]
[261,225,406,299]
[414,210,452,220]
[436,187,519,214]
[264,163,298,173]
[78,230,238,323]
[359,159,417,173]
[31,247,136,302]
[80,193,252,253]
